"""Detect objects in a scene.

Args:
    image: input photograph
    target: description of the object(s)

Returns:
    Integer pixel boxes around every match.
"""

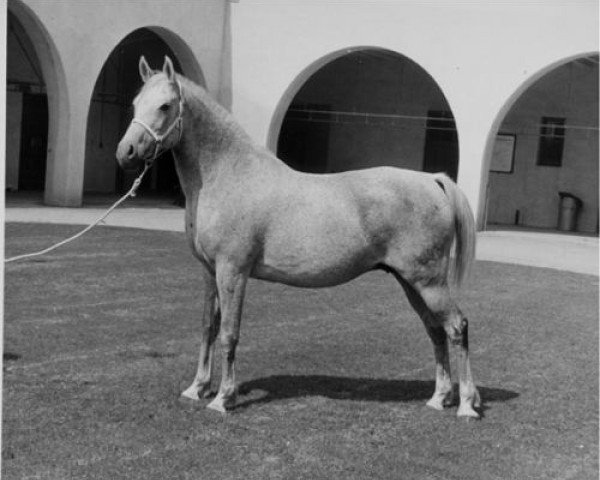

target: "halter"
[131,79,185,163]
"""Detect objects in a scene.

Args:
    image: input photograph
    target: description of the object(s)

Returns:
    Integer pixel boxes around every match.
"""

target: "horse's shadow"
[237,375,518,413]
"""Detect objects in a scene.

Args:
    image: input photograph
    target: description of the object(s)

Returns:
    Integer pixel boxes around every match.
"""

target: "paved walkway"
[5,203,599,276]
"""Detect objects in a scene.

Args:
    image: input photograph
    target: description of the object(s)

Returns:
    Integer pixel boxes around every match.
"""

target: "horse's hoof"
[181,384,215,401]
[426,391,453,410]
[457,404,481,419]
[181,387,200,401]
[206,396,234,413]
[426,398,445,411]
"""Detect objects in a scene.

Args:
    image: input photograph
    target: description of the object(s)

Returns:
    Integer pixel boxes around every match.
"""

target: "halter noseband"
[131,79,184,164]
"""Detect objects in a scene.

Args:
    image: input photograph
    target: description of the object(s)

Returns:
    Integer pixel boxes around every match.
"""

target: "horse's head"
[116,56,184,170]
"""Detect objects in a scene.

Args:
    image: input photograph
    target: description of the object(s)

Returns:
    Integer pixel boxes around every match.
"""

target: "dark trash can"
[557,192,583,232]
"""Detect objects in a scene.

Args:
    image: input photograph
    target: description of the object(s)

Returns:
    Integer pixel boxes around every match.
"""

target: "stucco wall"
[230,0,598,228]
[488,61,598,233]
[7,0,598,227]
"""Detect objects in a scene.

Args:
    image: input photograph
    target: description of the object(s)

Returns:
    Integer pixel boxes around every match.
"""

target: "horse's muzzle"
[116,142,141,170]
[116,127,153,170]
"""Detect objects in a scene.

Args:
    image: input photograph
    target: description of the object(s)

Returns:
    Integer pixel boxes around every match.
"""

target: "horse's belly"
[251,260,368,288]
[252,234,379,288]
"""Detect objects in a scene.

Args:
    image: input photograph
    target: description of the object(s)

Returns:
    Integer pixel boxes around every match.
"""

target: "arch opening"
[83,27,204,203]
[6,9,47,192]
[483,54,599,234]
[7,0,68,205]
[270,47,459,179]
[6,0,69,200]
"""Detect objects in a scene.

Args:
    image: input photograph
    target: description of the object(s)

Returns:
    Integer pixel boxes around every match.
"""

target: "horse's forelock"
[134,72,178,105]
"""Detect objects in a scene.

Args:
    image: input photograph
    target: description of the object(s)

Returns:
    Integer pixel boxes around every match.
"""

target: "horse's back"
[305,166,453,238]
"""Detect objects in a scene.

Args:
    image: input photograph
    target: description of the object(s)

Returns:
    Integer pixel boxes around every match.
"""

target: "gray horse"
[116,56,481,418]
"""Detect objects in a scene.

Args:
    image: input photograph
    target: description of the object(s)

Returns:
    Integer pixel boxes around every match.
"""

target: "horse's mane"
[176,74,252,145]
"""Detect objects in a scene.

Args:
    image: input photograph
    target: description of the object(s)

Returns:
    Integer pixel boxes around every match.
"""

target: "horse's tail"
[433,173,476,289]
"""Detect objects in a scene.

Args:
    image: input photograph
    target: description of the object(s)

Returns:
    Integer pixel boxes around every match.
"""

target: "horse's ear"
[163,55,176,82]
[139,56,152,83]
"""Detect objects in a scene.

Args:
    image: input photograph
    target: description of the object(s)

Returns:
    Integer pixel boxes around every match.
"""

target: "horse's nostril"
[127,144,135,158]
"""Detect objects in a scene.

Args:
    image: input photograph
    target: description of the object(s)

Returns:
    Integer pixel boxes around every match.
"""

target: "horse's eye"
[159,103,170,112]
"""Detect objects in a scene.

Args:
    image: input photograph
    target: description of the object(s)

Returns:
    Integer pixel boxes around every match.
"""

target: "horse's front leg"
[207,262,248,413]
[181,271,220,400]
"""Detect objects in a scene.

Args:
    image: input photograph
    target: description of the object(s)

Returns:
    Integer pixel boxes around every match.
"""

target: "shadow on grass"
[3,352,21,362]
[237,375,518,410]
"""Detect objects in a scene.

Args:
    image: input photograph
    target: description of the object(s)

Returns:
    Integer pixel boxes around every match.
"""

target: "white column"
[456,116,494,231]
[44,89,87,207]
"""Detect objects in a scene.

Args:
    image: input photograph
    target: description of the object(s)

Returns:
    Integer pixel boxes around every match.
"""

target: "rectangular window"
[537,117,565,167]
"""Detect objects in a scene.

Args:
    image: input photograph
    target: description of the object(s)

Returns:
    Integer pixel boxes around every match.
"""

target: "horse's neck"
[173,78,255,197]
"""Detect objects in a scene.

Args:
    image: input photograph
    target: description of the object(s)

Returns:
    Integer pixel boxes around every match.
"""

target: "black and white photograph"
[1,1,598,478]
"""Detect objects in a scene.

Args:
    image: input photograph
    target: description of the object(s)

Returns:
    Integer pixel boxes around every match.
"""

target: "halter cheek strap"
[132,80,185,163]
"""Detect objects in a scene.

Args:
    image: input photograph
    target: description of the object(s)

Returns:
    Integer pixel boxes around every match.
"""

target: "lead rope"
[5,162,152,264]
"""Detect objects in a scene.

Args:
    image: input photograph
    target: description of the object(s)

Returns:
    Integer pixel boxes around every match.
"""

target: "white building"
[6,0,599,232]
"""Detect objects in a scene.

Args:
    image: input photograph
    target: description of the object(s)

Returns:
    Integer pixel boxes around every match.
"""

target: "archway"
[269,47,458,178]
[6,1,66,198]
[84,27,204,202]
[484,54,598,234]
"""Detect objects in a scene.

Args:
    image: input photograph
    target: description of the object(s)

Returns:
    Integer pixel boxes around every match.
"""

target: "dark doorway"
[18,93,48,190]
[87,28,184,200]
[277,104,331,173]
[114,31,182,197]
[275,49,459,177]
[422,110,459,181]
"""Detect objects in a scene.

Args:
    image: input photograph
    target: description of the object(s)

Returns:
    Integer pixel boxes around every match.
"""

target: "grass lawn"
[3,223,598,480]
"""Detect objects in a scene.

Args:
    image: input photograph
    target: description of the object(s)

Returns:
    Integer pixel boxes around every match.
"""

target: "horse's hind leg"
[453,315,481,418]
[398,277,480,418]
[397,279,453,410]
[181,271,221,400]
